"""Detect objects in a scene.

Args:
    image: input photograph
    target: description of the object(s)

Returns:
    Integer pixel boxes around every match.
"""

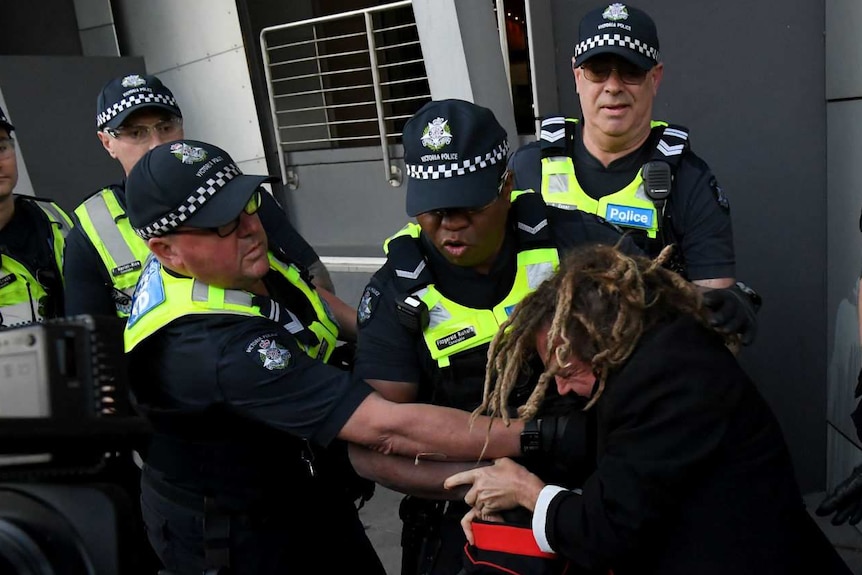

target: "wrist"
[520,418,542,455]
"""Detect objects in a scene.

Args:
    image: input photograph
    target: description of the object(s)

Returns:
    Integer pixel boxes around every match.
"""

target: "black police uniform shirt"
[354,207,640,389]
[0,196,65,317]
[508,123,735,282]
[64,183,323,317]
[129,267,372,459]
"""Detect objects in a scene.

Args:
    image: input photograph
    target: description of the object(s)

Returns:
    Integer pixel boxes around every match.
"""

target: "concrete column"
[412,0,518,146]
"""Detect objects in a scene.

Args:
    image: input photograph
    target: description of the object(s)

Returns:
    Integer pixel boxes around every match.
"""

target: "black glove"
[520,414,594,486]
[701,282,761,345]
[816,464,862,525]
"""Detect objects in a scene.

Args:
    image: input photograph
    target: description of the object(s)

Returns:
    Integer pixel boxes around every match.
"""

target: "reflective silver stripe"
[38,203,71,237]
[525,262,555,290]
[282,309,304,334]
[547,173,569,194]
[0,301,39,326]
[83,195,138,269]
[224,290,252,307]
[191,280,209,302]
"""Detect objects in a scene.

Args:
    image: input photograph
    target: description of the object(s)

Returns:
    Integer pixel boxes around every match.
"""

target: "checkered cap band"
[97,92,179,128]
[575,33,659,63]
[135,163,243,240]
[406,141,509,180]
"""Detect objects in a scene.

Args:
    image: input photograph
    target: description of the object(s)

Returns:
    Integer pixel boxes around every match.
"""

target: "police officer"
[63,73,343,325]
[507,3,760,344]
[122,139,555,575]
[352,99,640,575]
[0,105,73,327]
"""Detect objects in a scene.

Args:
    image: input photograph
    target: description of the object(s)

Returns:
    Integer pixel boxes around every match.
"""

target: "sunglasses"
[423,169,511,219]
[170,189,262,238]
[580,58,649,85]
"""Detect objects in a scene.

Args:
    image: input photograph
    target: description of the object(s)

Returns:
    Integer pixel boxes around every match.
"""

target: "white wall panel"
[155,49,265,165]
[114,0,263,167]
[73,0,113,29]
[826,0,862,100]
[826,99,862,456]
[116,0,243,75]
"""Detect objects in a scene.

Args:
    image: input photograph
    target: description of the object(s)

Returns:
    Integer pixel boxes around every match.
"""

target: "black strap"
[387,234,434,294]
[539,115,572,159]
[511,192,555,250]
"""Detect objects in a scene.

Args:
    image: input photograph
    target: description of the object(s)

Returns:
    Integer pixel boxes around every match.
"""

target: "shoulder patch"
[127,257,165,327]
[710,176,730,211]
[246,333,292,371]
[357,285,381,326]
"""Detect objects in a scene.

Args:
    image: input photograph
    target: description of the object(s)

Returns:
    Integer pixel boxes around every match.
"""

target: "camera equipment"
[0,315,153,574]
[0,315,149,458]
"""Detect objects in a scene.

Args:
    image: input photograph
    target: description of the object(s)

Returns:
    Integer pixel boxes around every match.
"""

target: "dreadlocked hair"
[472,243,727,426]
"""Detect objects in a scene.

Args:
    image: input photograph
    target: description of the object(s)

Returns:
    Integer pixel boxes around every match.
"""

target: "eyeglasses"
[0,138,15,160]
[423,169,511,219]
[170,189,262,238]
[103,116,183,144]
[580,59,649,85]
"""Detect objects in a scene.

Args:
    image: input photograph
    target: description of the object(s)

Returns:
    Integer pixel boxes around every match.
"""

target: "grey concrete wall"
[547,0,827,492]
[0,56,146,212]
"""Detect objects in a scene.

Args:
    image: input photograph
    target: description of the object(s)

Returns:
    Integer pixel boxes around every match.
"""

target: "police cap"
[574,3,660,71]
[96,73,182,130]
[402,99,509,218]
[126,140,278,240]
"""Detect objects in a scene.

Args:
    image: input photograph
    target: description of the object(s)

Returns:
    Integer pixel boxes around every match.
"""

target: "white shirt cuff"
[532,484,568,553]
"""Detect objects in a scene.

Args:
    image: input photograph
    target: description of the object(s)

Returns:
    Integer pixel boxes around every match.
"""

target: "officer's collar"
[574,122,654,172]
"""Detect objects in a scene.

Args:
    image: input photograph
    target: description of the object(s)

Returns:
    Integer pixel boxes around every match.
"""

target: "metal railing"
[260,1,431,190]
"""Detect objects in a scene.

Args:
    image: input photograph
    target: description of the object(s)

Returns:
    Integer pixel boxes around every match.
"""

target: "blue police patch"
[605,204,654,229]
[246,333,292,371]
[710,176,730,211]
[358,285,381,326]
[127,257,166,328]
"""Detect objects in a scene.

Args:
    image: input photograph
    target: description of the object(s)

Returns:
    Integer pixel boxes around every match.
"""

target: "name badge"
[436,326,477,351]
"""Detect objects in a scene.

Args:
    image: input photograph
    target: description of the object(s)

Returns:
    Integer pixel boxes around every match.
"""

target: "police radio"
[0,315,150,460]
[642,161,672,204]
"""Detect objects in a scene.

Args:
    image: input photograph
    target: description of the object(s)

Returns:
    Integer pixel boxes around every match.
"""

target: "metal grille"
[260,1,431,187]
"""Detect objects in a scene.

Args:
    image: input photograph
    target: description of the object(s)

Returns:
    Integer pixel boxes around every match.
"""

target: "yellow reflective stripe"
[0,256,47,324]
[37,202,73,234]
[418,247,559,368]
[383,222,421,254]
[81,194,138,271]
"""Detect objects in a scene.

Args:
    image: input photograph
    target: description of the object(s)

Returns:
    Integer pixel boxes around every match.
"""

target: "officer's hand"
[701,284,759,345]
[816,464,862,525]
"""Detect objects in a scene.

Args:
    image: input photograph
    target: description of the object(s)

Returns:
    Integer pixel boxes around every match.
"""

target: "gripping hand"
[816,464,862,526]
[701,282,761,345]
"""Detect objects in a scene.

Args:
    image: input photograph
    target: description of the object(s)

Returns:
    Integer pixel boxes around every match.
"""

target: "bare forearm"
[341,393,523,461]
[348,443,485,499]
